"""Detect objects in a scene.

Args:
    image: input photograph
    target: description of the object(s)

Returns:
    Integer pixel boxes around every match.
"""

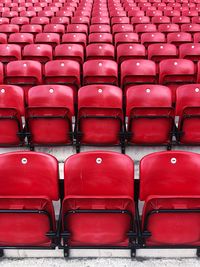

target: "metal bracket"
[197,248,200,257]
[130,247,136,259]
[64,247,69,258]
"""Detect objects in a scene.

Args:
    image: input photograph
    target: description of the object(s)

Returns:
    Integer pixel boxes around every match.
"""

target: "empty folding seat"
[43,24,65,35]
[192,17,200,24]
[8,33,33,48]
[71,16,90,26]
[112,24,134,35]
[0,18,9,25]
[181,24,200,35]
[151,16,171,25]
[5,61,42,98]
[67,24,88,35]
[117,44,146,64]
[86,44,115,61]
[172,16,191,25]
[182,10,198,17]
[0,44,21,63]
[55,43,83,64]
[62,33,87,49]
[21,25,42,36]
[141,32,166,48]
[126,85,174,145]
[0,25,19,36]
[111,16,130,25]
[20,11,36,18]
[44,60,80,97]
[38,11,54,18]
[51,17,69,27]
[114,33,139,46]
[121,60,156,89]
[131,16,150,26]
[140,151,200,249]
[11,17,29,26]
[0,34,7,44]
[159,59,196,101]
[179,43,200,63]
[128,10,145,18]
[56,10,73,19]
[0,85,24,145]
[90,24,111,34]
[31,17,50,27]
[148,44,177,66]
[0,151,58,247]
[167,32,192,47]
[2,11,18,19]
[164,10,181,17]
[83,60,118,85]
[76,85,124,149]
[91,16,110,25]
[23,44,52,64]
[158,24,180,35]
[88,33,113,44]
[146,10,163,17]
[26,85,74,146]
[135,24,157,37]
[175,84,200,144]
[35,33,60,48]
[62,151,135,250]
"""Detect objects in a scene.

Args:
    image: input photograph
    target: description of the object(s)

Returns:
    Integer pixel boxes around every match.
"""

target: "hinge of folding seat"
[61,231,71,238]
[46,231,57,238]
[142,231,151,238]
[127,231,137,238]
[197,248,200,257]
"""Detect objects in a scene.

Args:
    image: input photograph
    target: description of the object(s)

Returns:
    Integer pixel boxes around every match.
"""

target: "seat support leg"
[64,247,70,259]
[0,249,4,258]
[197,248,200,257]
[130,247,136,259]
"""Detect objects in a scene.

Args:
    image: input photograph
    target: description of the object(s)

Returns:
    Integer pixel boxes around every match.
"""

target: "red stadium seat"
[21,24,42,35]
[90,24,111,33]
[31,17,50,27]
[23,44,52,64]
[172,16,191,25]
[83,60,118,85]
[51,17,69,27]
[114,32,139,46]
[181,24,200,35]
[151,16,171,25]
[44,60,80,98]
[71,16,90,26]
[0,85,24,145]
[121,60,156,89]
[11,17,29,26]
[35,33,60,48]
[179,43,200,63]
[76,85,124,149]
[91,16,110,25]
[0,24,19,36]
[26,85,74,146]
[126,85,174,145]
[135,24,157,36]
[131,16,150,26]
[140,151,200,248]
[112,24,134,35]
[0,151,58,247]
[8,33,34,48]
[167,32,192,47]
[158,24,180,35]
[88,33,113,44]
[62,151,135,249]
[0,18,9,25]
[5,60,42,99]
[111,16,130,25]
[43,24,65,35]
[176,84,200,144]
[117,44,146,64]
[86,44,115,60]
[148,43,178,65]
[159,59,196,101]
[0,44,21,63]
[62,33,87,48]
[67,24,88,34]
[141,32,166,48]
[54,44,84,64]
